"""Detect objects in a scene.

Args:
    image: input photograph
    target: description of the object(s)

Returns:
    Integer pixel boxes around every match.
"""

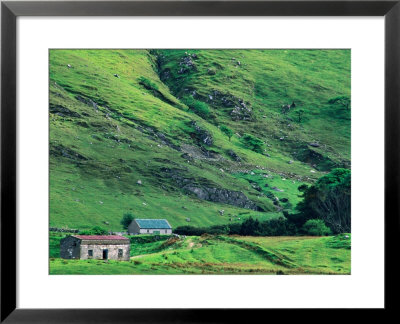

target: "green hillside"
[49,49,350,231]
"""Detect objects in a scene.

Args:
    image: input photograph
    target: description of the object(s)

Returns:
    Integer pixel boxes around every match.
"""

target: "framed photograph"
[1,0,399,322]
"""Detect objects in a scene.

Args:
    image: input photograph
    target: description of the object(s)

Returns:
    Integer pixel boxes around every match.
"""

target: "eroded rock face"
[50,144,88,161]
[206,90,253,121]
[178,55,197,74]
[293,144,335,171]
[181,144,222,161]
[230,104,252,121]
[227,149,241,162]
[190,121,213,146]
[75,95,99,111]
[50,104,81,118]
[183,185,261,210]
[161,168,262,211]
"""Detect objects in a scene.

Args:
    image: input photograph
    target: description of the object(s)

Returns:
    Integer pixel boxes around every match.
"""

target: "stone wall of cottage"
[80,244,130,261]
[60,236,81,259]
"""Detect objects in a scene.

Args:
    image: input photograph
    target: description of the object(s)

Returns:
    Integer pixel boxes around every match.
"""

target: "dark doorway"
[103,249,108,260]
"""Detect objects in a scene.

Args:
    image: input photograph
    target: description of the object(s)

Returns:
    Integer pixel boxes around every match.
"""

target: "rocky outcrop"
[230,104,252,121]
[294,144,335,171]
[50,144,88,161]
[178,54,197,74]
[50,104,81,118]
[190,121,213,146]
[206,90,253,121]
[183,185,261,210]
[75,95,99,111]
[161,168,263,211]
[227,149,241,162]
[181,144,222,161]
[155,132,181,151]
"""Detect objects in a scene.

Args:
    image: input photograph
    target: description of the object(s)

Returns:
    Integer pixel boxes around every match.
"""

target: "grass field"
[49,233,350,275]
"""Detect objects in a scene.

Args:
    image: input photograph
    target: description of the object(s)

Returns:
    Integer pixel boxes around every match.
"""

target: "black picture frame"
[1,0,399,322]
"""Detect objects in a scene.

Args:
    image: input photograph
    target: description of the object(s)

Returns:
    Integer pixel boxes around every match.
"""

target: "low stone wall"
[50,227,79,233]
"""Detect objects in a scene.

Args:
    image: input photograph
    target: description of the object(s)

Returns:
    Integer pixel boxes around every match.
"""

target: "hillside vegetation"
[49,49,350,231]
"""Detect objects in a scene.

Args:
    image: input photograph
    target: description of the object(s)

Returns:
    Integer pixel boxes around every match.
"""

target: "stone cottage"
[60,235,130,261]
[128,219,172,235]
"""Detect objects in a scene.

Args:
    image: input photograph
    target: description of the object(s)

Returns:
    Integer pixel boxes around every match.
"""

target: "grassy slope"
[49,49,350,231]
[49,233,351,274]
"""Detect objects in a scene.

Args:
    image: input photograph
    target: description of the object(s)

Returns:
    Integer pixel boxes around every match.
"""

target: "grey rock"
[75,95,98,111]
[50,104,81,118]
[227,149,241,162]
[191,121,213,146]
[230,104,252,121]
[178,55,196,74]
[207,68,216,75]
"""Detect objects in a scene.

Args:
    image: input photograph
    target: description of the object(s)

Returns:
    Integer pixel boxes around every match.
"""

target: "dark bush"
[175,217,297,237]
[296,168,351,233]
[301,219,331,236]
[120,212,134,230]
[241,133,264,154]
[181,96,211,119]
[174,225,229,236]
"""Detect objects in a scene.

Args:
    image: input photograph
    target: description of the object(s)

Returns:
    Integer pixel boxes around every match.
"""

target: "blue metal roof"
[135,219,172,229]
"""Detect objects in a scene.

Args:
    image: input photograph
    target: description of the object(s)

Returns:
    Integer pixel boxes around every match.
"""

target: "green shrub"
[120,212,134,229]
[181,96,211,119]
[220,125,233,141]
[241,133,264,153]
[302,219,331,236]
